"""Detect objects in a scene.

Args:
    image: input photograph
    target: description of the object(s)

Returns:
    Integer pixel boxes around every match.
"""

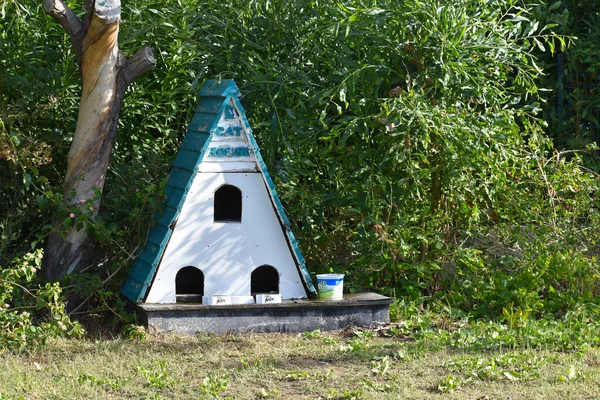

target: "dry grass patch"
[1,330,600,399]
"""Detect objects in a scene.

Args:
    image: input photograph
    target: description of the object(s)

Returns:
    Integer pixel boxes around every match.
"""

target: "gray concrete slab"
[138,292,393,334]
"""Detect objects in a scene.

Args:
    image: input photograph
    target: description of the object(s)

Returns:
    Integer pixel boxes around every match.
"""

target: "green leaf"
[339,86,347,104]
[527,21,539,36]
[548,1,562,11]
[366,8,385,15]
[533,38,545,52]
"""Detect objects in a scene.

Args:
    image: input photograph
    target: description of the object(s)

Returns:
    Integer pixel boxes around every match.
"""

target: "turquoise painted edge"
[286,230,317,295]
[121,80,232,303]
[198,79,240,98]
[232,97,317,296]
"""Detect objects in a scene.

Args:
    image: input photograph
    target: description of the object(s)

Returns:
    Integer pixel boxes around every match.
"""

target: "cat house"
[121,79,317,305]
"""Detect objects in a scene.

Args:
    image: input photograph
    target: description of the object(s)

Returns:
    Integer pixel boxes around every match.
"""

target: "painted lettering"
[207,146,251,158]
[224,105,235,119]
[235,147,248,156]
[215,125,243,136]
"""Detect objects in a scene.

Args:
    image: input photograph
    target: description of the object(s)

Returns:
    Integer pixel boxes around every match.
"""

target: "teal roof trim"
[198,79,241,98]
[122,80,316,303]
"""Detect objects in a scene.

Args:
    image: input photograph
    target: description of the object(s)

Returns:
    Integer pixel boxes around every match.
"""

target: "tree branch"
[43,0,85,59]
[93,0,121,23]
[122,47,156,87]
[82,0,94,31]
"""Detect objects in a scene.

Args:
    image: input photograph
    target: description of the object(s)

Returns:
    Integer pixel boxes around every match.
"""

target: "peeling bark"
[42,0,155,280]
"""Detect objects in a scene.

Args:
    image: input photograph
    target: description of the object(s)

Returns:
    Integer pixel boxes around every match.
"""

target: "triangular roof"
[122,79,316,303]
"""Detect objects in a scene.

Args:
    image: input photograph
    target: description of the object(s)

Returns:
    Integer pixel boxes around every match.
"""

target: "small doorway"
[175,266,204,302]
[214,184,242,222]
[251,265,279,295]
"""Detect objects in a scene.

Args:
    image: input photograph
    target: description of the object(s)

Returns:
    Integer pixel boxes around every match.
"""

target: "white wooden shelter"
[122,80,316,304]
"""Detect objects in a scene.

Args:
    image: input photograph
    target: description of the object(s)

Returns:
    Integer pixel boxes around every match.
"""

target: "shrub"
[0,250,83,351]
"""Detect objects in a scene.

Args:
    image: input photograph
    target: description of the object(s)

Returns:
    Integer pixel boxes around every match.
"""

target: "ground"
[1,325,600,399]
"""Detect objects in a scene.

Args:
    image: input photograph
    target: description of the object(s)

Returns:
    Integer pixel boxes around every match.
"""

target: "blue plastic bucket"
[316,273,345,301]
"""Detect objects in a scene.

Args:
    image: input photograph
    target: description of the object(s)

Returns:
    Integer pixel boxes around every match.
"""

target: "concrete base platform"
[138,292,393,334]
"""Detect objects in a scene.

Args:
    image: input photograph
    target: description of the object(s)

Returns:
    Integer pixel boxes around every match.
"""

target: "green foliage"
[120,323,147,341]
[535,1,600,166]
[438,352,551,392]
[437,375,461,393]
[78,373,127,389]
[387,304,600,352]
[2,322,600,399]
[557,365,584,382]
[0,2,73,265]
[137,361,178,389]
[0,250,83,351]
[199,373,230,398]
[444,352,550,382]
[1,0,599,340]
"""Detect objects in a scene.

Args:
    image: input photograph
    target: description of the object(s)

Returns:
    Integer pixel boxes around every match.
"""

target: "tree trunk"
[42,0,154,280]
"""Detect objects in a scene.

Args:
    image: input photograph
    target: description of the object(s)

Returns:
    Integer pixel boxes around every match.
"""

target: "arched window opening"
[175,266,204,302]
[214,184,242,223]
[251,265,279,295]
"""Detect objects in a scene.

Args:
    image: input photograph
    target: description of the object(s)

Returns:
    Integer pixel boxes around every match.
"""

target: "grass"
[2,317,600,400]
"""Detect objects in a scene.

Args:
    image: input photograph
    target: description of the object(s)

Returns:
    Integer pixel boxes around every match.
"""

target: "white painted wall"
[145,173,308,303]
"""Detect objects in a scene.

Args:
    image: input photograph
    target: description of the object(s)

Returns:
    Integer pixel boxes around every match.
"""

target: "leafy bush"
[1,0,599,334]
[535,0,600,168]
[0,250,83,351]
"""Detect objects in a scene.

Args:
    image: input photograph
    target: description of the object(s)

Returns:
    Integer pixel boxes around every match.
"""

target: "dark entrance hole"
[251,265,279,295]
[214,184,242,222]
[175,266,204,302]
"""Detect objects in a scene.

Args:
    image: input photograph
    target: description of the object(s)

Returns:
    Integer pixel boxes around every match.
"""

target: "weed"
[321,336,339,345]
[360,378,394,392]
[121,324,146,341]
[339,331,377,354]
[145,394,169,400]
[438,375,462,393]
[339,339,370,353]
[199,372,229,398]
[257,387,279,398]
[352,330,376,340]
[303,329,322,339]
[0,250,83,351]
[136,361,177,390]
[444,352,550,383]
[301,328,339,345]
[342,386,364,399]
[239,358,261,368]
[370,356,391,376]
[77,373,126,389]
[284,370,309,380]
[315,369,335,382]
[502,303,532,330]
[391,341,429,362]
[557,365,585,382]
[279,369,333,382]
